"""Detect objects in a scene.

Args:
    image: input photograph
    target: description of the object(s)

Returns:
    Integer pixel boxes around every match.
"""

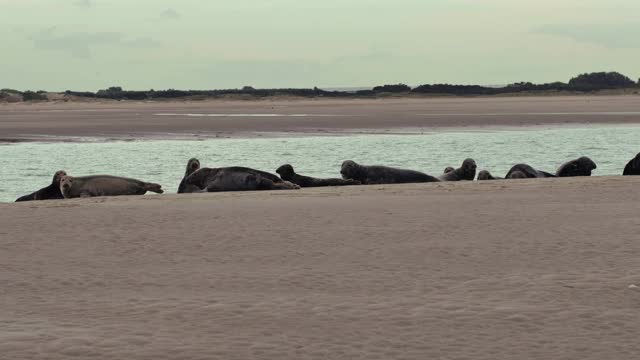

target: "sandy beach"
[2,95,640,141]
[2,177,639,359]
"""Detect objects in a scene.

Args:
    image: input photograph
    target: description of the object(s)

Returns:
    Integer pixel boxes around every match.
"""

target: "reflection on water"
[1,125,638,203]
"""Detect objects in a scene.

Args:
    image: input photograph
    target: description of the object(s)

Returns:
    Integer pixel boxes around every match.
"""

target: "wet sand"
[2,177,640,359]
[2,95,640,141]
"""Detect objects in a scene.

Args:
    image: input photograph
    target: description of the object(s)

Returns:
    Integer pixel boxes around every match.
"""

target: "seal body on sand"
[15,170,67,202]
[505,164,556,179]
[556,156,597,177]
[509,171,528,179]
[340,160,439,184]
[439,159,477,181]
[477,170,503,181]
[623,152,640,175]
[276,164,360,187]
[178,158,299,193]
[60,175,163,198]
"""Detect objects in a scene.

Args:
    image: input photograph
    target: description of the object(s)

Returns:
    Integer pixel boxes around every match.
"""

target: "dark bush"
[22,91,47,101]
[568,72,635,91]
[373,84,411,93]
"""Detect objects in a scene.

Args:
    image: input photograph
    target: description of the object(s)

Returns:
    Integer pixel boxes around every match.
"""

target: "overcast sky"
[1,0,639,90]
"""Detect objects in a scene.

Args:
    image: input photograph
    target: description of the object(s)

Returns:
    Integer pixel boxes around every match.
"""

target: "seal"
[438,159,477,181]
[477,170,502,181]
[178,158,204,193]
[340,160,439,184]
[15,170,67,202]
[508,171,528,179]
[556,156,597,177]
[178,158,299,193]
[505,164,556,179]
[60,175,164,198]
[275,164,360,187]
[623,152,640,175]
[443,167,455,174]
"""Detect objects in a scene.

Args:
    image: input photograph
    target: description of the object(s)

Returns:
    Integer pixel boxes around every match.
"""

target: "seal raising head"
[556,156,597,177]
[275,164,295,181]
[438,158,477,181]
[185,158,201,177]
[15,170,67,202]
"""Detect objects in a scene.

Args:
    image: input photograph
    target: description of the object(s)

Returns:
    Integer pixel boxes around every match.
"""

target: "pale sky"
[1,0,639,91]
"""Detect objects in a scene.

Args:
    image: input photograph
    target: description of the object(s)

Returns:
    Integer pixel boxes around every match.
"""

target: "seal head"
[556,156,597,177]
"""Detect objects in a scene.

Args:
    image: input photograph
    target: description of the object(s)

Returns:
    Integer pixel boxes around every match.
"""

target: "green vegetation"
[3,71,639,102]
[21,91,48,101]
[373,84,412,93]
[568,72,636,91]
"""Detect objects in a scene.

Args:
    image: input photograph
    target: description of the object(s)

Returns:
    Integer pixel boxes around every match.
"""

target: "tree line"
[2,72,639,101]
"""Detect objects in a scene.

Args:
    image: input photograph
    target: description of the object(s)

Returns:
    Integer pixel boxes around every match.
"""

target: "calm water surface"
[1,125,638,203]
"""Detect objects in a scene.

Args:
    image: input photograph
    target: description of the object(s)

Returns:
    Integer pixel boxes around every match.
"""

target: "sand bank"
[1,95,640,141]
[2,176,639,359]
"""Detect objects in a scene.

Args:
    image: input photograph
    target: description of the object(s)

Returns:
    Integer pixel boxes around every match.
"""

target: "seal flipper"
[143,183,164,194]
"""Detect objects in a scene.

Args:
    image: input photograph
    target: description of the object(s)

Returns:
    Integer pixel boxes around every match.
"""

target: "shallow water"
[1,125,638,203]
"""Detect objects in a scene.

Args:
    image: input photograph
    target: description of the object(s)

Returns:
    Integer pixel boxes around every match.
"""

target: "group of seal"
[13,152,639,202]
[178,158,299,193]
[477,156,599,180]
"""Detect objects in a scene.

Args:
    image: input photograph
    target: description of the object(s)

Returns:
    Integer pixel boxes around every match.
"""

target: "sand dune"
[2,177,639,359]
[1,95,640,141]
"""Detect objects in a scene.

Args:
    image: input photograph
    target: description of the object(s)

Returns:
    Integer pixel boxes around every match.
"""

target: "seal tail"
[144,183,164,194]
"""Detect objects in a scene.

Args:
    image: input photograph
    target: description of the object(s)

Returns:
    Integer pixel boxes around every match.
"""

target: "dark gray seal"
[15,170,67,202]
[60,175,164,198]
[623,152,640,175]
[276,164,360,187]
[439,159,477,181]
[340,160,439,184]
[505,164,556,179]
[477,170,502,181]
[509,171,528,179]
[556,156,597,177]
[178,158,299,193]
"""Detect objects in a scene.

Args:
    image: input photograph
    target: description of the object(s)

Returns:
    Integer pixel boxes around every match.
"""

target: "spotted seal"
[60,175,163,198]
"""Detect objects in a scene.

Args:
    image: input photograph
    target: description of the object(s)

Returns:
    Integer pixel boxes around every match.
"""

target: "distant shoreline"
[1,87,640,105]
[2,71,639,103]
